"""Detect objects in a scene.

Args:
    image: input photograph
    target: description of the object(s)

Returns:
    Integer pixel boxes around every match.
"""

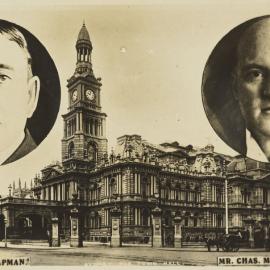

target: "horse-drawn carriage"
[220,234,240,252]
[206,234,241,252]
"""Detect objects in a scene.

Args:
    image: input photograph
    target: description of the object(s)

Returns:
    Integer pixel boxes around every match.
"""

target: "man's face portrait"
[0,31,40,154]
[0,20,61,165]
[234,19,270,141]
[202,16,270,162]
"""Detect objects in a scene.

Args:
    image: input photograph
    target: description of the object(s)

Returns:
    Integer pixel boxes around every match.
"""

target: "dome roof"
[77,23,91,45]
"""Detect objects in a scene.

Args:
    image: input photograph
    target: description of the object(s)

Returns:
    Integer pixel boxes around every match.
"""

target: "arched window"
[141,178,147,197]
[193,213,198,227]
[185,185,190,202]
[184,212,190,227]
[68,142,75,158]
[217,214,223,228]
[166,187,170,200]
[109,178,117,196]
[87,143,97,161]
[86,118,90,134]
[95,120,98,136]
[142,208,149,226]
[90,119,93,135]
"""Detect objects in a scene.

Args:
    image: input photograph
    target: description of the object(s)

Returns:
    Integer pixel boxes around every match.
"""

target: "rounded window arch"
[141,208,150,226]
[87,142,97,161]
[68,142,75,158]
[109,178,117,195]
[141,177,148,197]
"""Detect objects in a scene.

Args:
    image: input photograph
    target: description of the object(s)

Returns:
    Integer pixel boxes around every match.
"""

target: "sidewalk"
[0,241,268,253]
[160,247,267,252]
[0,241,70,249]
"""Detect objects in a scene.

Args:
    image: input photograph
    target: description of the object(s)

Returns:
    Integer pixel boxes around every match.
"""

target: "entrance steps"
[7,239,48,245]
[181,242,206,248]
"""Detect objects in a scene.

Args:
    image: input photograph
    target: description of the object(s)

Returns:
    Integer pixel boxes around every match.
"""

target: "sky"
[0,0,270,195]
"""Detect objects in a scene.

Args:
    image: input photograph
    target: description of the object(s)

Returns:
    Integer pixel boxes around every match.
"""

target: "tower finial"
[83,19,85,27]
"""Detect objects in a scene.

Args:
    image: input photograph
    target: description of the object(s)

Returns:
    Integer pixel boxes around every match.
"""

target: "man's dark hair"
[0,21,33,76]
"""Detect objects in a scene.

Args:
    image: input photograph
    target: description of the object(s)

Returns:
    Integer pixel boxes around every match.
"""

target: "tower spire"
[62,22,108,170]
[75,22,93,75]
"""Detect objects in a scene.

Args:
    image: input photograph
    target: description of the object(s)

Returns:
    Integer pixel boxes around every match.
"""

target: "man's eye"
[0,74,10,82]
[244,69,264,82]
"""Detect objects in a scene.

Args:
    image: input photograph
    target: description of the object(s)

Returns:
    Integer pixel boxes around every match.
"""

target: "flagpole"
[225,177,228,234]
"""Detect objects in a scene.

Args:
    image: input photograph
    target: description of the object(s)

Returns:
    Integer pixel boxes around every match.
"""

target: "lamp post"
[4,218,7,248]
[222,160,229,235]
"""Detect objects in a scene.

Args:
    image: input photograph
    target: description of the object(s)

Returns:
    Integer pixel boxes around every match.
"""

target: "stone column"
[174,215,182,248]
[70,208,83,247]
[151,206,162,248]
[110,207,121,247]
[51,217,60,247]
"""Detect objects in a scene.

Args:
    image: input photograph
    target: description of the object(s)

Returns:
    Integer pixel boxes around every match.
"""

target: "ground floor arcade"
[0,197,269,249]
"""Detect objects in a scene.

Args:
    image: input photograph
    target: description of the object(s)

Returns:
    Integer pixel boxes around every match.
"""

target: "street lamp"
[4,218,7,248]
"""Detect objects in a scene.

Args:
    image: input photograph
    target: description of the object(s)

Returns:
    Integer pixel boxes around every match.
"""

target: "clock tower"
[62,23,108,170]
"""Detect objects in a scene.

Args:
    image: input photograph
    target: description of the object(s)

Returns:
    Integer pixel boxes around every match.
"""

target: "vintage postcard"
[0,0,270,267]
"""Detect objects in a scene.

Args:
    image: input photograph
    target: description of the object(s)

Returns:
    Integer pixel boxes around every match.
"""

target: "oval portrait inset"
[202,15,270,163]
[0,19,60,165]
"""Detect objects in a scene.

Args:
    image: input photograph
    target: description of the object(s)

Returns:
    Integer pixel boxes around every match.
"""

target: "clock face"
[72,90,78,102]
[86,89,95,101]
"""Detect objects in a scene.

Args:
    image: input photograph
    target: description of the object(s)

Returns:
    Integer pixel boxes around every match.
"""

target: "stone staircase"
[7,239,48,245]
[181,242,206,248]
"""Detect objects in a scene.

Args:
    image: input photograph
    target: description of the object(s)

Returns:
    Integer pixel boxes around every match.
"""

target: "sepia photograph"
[1,0,270,267]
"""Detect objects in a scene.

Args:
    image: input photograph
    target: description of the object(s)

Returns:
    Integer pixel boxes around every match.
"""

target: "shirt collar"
[0,131,25,166]
[246,130,269,162]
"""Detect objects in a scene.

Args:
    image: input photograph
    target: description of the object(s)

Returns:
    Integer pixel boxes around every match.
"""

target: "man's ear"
[27,75,40,118]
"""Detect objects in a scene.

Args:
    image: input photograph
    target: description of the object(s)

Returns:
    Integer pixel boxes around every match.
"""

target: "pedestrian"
[205,238,211,252]
[47,229,52,247]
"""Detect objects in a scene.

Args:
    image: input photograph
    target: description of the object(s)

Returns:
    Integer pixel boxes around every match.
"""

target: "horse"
[205,238,220,252]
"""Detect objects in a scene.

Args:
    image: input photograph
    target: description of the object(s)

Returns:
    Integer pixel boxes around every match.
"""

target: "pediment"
[43,168,62,180]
